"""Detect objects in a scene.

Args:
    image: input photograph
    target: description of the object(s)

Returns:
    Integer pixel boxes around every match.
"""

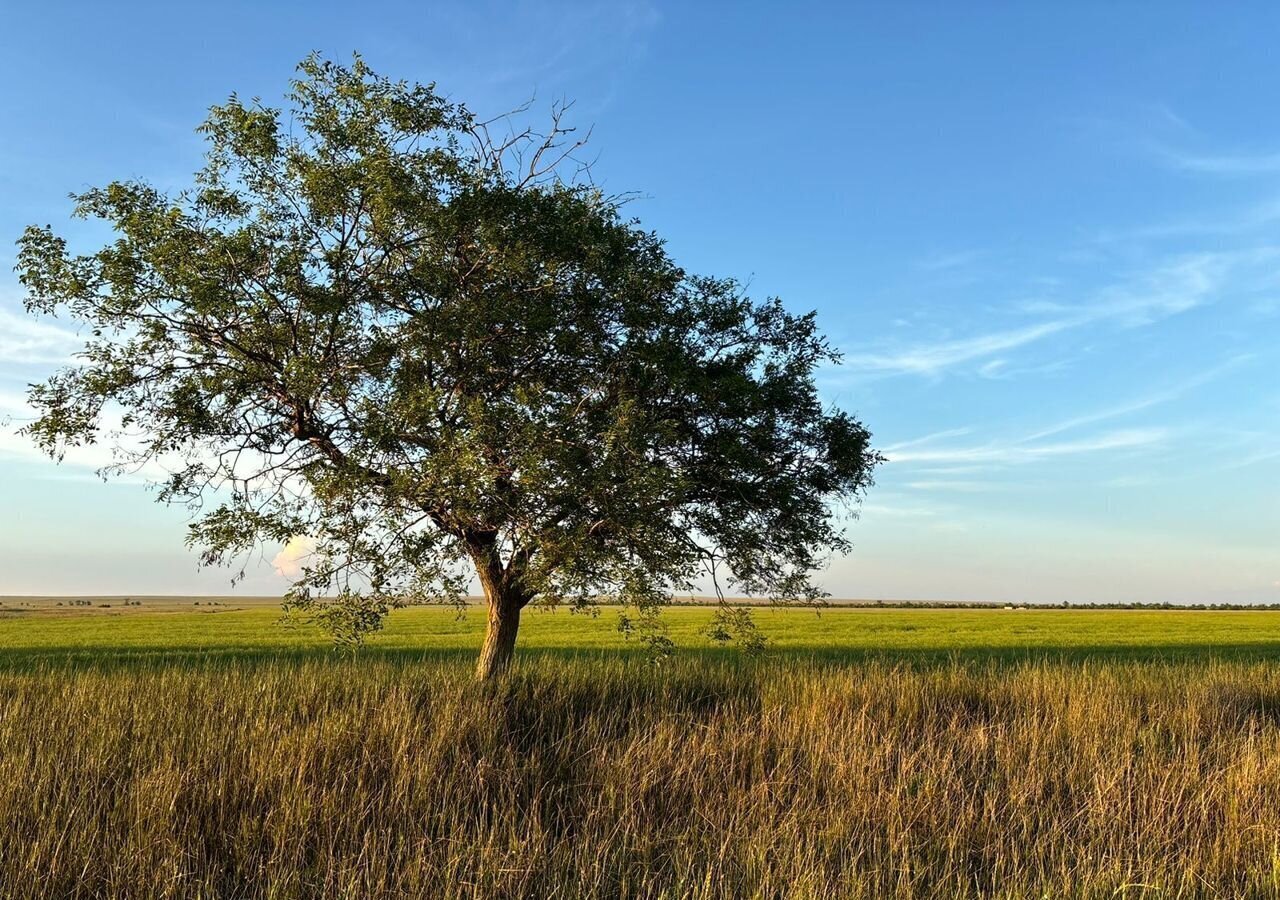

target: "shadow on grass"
[4,640,1280,673]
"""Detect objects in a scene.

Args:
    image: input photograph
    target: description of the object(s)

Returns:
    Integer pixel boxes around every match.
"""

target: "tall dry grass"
[2,656,1279,898]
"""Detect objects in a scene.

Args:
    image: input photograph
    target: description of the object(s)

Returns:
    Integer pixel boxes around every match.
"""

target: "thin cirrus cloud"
[903,480,1000,493]
[1,386,173,484]
[882,427,1168,466]
[836,249,1249,379]
[917,249,985,272]
[839,320,1070,376]
[1221,447,1280,470]
[1017,354,1252,444]
[878,357,1251,471]
[1152,143,1280,176]
[876,426,974,453]
[1095,196,1280,243]
[1092,127,1280,238]
[874,355,1269,499]
[0,307,83,366]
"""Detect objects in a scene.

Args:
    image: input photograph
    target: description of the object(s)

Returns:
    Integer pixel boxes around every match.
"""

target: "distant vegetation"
[845,599,1280,610]
[6,606,1280,667]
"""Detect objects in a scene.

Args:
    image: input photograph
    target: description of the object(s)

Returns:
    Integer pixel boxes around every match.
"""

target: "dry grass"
[2,657,1279,898]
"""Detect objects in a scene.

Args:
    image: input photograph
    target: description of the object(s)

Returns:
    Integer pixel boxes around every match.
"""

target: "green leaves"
[17,55,881,655]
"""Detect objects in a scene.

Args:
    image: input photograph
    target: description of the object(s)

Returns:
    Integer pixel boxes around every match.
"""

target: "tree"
[16,56,882,679]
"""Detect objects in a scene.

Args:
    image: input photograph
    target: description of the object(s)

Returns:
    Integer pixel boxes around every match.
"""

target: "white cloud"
[1021,398,1169,445]
[880,427,974,453]
[1020,354,1251,443]
[908,465,998,476]
[842,320,1070,376]
[904,480,999,493]
[1221,447,1280,470]
[858,502,940,519]
[918,249,984,272]
[978,359,1008,378]
[0,308,83,365]
[885,428,1167,466]
[0,388,169,483]
[881,355,1248,481]
[1086,251,1230,325]
[272,536,318,579]
[1095,196,1280,243]
[838,251,1252,378]
[1154,145,1280,176]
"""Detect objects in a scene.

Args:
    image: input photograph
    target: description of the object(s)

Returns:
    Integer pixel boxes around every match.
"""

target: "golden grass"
[2,657,1279,898]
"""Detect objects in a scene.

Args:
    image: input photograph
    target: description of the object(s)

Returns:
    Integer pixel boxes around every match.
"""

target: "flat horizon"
[4,594,1278,608]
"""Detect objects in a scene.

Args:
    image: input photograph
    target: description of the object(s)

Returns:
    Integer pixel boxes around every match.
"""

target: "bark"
[475,589,521,680]
[468,534,528,680]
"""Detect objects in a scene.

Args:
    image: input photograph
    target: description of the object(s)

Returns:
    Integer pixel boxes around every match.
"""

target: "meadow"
[2,604,1280,898]
[5,603,1280,665]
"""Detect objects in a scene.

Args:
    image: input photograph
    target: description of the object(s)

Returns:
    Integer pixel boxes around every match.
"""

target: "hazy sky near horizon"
[1,1,1277,602]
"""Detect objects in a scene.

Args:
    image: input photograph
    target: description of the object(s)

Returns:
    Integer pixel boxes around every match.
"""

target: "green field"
[5,605,1280,898]
[5,604,1280,666]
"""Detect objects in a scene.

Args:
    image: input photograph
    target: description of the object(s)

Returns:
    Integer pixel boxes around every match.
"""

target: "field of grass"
[5,603,1280,666]
[3,605,1280,898]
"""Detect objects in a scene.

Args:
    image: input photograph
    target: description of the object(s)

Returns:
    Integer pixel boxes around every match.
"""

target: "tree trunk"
[475,589,521,680]
[468,535,527,681]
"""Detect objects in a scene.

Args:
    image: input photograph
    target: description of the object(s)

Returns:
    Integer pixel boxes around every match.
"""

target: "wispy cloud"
[907,465,999,476]
[1,388,153,483]
[838,250,1251,378]
[885,428,1167,466]
[0,308,82,365]
[842,320,1070,376]
[1094,196,1280,243]
[1152,144,1280,176]
[1219,446,1280,471]
[1020,397,1172,445]
[918,249,984,272]
[880,353,1259,476]
[452,0,661,114]
[1020,354,1252,443]
[876,427,973,452]
[881,355,1247,479]
[904,480,1002,493]
[858,502,940,519]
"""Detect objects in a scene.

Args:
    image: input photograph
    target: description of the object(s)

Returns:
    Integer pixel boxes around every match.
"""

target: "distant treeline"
[666,597,1280,610]
[7,595,1279,612]
[852,600,1280,610]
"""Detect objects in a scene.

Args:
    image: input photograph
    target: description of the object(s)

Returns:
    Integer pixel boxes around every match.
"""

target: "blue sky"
[1,1,1277,602]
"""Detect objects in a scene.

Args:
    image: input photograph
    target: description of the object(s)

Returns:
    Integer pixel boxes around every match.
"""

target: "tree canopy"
[17,56,881,677]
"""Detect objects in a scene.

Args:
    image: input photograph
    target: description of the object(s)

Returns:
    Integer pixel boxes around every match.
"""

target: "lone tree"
[17,57,881,678]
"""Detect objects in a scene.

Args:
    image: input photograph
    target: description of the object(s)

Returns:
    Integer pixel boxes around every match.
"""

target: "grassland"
[2,605,1280,898]
[5,603,1280,666]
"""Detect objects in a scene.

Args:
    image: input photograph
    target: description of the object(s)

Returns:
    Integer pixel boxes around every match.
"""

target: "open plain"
[2,605,1279,898]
